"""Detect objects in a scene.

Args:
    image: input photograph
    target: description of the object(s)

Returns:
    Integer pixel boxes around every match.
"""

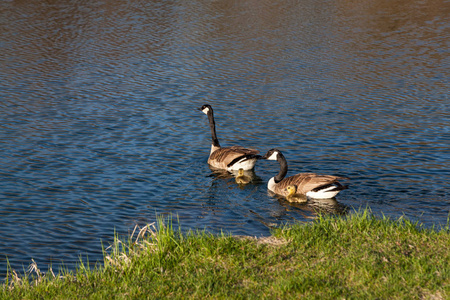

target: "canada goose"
[285,185,307,203]
[235,168,252,185]
[262,148,348,199]
[199,104,260,171]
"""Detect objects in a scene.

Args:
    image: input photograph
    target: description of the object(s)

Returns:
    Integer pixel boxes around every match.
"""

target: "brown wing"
[208,146,259,169]
[275,173,342,196]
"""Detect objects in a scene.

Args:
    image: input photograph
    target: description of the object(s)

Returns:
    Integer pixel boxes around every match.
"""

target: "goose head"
[262,148,281,161]
[199,104,212,115]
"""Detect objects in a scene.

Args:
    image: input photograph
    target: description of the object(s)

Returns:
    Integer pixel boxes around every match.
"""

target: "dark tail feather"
[312,183,349,193]
[336,184,349,191]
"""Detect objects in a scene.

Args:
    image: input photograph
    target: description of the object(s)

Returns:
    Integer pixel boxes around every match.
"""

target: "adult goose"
[262,148,348,199]
[199,104,260,171]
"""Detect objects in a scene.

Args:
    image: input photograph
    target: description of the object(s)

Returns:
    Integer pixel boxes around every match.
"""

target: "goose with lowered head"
[262,148,348,199]
[199,104,260,171]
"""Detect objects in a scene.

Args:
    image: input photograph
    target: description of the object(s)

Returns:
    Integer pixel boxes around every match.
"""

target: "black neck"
[207,110,220,147]
[274,152,288,183]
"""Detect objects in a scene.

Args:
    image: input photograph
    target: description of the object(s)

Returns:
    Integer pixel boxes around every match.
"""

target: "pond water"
[0,0,448,276]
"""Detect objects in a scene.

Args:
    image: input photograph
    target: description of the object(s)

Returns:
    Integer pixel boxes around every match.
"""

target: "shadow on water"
[209,167,263,186]
[271,192,349,220]
[207,167,348,228]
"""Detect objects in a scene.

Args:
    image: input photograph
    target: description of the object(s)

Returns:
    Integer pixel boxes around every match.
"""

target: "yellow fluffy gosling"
[285,185,307,203]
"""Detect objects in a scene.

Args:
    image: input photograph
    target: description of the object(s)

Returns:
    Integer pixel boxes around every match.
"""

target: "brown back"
[274,173,342,196]
[208,146,259,169]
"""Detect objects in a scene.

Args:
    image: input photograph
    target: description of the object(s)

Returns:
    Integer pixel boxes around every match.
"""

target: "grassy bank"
[2,210,449,299]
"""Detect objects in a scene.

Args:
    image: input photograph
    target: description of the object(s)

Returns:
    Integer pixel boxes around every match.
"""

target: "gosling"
[235,168,252,185]
[285,185,307,203]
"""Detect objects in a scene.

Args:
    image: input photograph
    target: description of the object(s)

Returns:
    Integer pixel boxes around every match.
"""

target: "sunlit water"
[0,0,448,276]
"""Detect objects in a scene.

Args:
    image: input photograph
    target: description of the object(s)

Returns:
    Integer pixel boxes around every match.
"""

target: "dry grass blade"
[10,270,22,287]
[233,235,289,246]
[4,270,22,292]
[135,223,150,244]
[104,223,158,268]
[27,259,41,278]
[25,259,44,285]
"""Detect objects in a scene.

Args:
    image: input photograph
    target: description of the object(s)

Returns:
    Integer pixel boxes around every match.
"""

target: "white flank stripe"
[227,158,257,171]
[306,188,340,199]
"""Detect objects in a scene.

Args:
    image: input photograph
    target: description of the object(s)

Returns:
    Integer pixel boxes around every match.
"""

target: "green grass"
[2,210,449,299]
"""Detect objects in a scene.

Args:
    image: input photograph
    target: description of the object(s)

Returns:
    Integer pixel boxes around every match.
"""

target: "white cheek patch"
[266,152,278,161]
[202,107,210,114]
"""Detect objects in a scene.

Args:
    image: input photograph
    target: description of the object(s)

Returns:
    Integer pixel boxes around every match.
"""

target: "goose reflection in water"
[233,168,255,186]
[208,167,261,187]
[205,167,346,226]
[271,191,349,219]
